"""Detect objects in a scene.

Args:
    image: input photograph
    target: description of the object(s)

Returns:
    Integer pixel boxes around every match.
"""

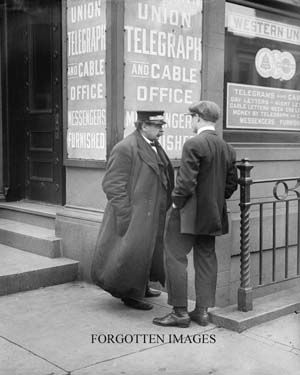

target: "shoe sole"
[152,321,190,328]
[122,300,153,310]
[124,304,153,311]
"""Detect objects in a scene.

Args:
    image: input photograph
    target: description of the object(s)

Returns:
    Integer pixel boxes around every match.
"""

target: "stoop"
[0,218,62,258]
[0,244,78,296]
[0,201,56,229]
[209,285,300,332]
[0,201,79,296]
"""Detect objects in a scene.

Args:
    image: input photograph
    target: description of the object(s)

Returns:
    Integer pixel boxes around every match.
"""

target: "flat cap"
[188,101,220,122]
[137,110,166,125]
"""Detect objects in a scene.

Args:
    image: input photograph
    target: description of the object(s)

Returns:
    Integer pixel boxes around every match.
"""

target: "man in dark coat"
[91,111,174,310]
[153,101,238,327]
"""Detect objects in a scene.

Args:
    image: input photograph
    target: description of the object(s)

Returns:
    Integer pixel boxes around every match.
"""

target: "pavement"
[0,281,300,375]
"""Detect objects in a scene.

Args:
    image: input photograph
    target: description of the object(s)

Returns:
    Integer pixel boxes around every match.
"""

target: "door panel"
[5,0,63,204]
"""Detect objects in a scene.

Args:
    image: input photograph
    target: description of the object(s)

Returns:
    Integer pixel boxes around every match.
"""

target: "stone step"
[0,201,57,229]
[210,284,300,332]
[0,244,78,296]
[0,218,61,258]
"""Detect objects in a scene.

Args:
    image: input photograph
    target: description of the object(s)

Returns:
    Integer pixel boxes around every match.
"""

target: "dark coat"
[91,130,174,299]
[173,130,237,235]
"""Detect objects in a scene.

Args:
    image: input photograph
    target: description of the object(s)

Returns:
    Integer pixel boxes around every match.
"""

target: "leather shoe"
[145,287,161,298]
[189,308,209,326]
[153,310,190,328]
[122,297,153,310]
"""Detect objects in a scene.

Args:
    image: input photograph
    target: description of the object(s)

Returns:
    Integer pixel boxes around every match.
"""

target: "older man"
[91,111,174,310]
[153,101,238,327]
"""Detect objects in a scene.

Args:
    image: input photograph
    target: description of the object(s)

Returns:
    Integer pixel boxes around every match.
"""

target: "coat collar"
[135,131,161,175]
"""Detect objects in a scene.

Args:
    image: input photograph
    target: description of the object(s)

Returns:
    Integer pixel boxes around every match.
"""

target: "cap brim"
[146,121,166,126]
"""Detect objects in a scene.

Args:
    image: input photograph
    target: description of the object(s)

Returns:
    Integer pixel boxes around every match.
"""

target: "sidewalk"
[1,281,299,375]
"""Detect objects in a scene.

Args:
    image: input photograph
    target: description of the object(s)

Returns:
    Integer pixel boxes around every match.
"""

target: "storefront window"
[224,2,300,141]
[123,0,203,159]
[66,0,106,160]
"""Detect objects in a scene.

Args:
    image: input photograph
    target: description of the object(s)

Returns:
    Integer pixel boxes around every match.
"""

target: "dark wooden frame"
[0,3,5,200]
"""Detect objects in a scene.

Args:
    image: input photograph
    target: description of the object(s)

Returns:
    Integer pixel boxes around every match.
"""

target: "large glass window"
[66,0,106,161]
[224,2,300,143]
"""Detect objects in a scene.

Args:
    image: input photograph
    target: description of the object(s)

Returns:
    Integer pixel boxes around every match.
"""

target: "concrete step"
[0,201,57,229]
[0,244,78,296]
[210,284,300,332]
[0,218,61,258]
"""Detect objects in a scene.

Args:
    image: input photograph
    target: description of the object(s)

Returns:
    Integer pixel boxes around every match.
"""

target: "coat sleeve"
[172,139,201,209]
[225,148,238,199]
[102,143,132,235]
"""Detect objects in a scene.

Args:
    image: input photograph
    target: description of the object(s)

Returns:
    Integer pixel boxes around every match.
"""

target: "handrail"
[252,177,300,184]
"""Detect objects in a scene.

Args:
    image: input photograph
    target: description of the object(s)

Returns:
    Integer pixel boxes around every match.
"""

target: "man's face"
[141,123,164,141]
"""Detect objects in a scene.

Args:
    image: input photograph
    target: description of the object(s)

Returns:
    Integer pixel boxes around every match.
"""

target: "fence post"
[237,158,253,311]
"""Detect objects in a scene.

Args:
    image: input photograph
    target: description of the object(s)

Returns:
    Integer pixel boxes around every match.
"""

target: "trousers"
[165,208,217,308]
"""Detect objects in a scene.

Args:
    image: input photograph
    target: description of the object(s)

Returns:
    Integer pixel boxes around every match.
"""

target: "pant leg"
[193,235,217,307]
[164,208,194,307]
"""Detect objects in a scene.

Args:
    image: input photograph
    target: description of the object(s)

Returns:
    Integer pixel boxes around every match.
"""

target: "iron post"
[237,158,253,311]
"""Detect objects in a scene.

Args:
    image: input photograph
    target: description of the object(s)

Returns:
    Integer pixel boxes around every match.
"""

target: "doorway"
[3,0,64,204]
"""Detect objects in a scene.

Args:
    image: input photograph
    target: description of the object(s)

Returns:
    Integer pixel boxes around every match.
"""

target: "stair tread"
[0,201,58,217]
[0,218,59,239]
[0,244,78,276]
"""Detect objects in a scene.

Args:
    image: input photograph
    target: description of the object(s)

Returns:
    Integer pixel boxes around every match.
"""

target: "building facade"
[0,0,299,306]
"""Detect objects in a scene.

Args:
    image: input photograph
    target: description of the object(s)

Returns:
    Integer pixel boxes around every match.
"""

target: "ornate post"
[237,159,253,311]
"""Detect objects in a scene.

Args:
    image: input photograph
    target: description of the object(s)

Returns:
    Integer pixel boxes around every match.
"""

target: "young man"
[153,101,238,327]
[91,111,174,310]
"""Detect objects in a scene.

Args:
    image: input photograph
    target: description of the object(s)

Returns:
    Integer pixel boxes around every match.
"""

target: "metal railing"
[237,158,300,312]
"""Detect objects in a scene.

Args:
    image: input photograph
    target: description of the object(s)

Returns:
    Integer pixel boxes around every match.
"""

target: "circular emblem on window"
[271,49,282,80]
[255,48,274,78]
[255,48,296,81]
[280,51,296,80]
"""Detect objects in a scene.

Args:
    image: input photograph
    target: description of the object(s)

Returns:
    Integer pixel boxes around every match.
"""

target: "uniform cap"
[137,111,166,125]
[188,101,220,122]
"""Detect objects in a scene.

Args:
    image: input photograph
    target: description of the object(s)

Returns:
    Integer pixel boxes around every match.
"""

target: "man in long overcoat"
[91,111,174,310]
[153,101,238,327]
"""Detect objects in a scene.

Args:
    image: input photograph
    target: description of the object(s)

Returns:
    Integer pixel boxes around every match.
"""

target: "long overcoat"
[91,130,174,299]
[173,130,238,235]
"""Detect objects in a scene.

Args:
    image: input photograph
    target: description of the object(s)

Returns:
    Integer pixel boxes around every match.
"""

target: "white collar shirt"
[142,134,158,153]
[197,125,215,135]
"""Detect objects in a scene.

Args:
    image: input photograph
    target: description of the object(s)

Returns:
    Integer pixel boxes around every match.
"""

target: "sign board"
[227,83,300,131]
[124,0,203,159]
[66,0,106,160]
[227,11,300,45]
